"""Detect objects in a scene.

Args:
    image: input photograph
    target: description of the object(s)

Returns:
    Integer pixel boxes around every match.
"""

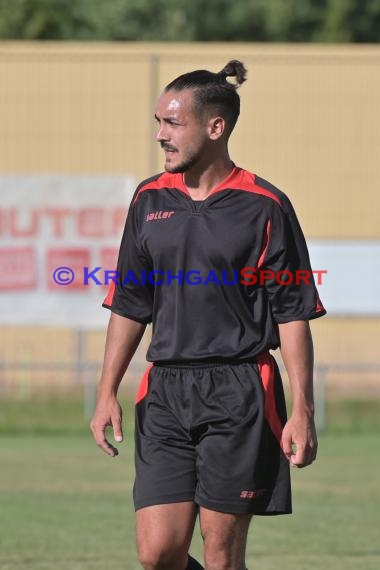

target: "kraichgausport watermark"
[52,267,327,286]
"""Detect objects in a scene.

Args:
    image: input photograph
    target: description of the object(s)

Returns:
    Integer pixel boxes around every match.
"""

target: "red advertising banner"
[0,175,135,327]
[0,247,36,290]
[47,248,91,290]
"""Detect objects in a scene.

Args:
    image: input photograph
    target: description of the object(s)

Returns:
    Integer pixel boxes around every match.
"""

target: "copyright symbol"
[53,267,74,285]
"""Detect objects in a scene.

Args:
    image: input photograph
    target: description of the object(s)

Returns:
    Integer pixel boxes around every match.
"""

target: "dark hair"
[164,60,247,135]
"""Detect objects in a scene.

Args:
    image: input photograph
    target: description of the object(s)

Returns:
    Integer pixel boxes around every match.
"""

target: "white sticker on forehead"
[167,98,180,111]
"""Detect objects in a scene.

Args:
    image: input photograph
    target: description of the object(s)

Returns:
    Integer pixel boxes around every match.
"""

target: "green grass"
[0,394,136,435]
[1,431,379,570]
[325,399,380,433]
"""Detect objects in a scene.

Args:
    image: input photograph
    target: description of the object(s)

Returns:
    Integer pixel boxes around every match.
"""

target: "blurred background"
[0,1,379,570]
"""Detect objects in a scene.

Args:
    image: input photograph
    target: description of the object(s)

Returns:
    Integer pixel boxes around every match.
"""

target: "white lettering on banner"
[0,175,135,328]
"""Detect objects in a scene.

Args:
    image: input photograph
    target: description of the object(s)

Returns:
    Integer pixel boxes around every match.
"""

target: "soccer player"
[91,60,326,570]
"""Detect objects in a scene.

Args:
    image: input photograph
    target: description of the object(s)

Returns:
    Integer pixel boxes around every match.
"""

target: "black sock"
[186,554,248,570]
[186,554,204,569]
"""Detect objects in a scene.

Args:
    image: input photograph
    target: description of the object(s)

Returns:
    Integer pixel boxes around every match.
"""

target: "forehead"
[155,89,195,118]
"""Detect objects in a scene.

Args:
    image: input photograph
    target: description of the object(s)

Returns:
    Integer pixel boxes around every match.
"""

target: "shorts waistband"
[153,353,269,369]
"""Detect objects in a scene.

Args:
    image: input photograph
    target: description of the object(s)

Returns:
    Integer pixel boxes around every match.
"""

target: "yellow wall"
[1,42,379,237]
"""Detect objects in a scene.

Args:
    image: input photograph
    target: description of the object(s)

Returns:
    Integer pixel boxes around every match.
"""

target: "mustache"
[161,143,177,152]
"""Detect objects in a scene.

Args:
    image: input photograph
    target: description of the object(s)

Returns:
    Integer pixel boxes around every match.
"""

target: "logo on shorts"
[145,211,175,222]
[240,489,266,500]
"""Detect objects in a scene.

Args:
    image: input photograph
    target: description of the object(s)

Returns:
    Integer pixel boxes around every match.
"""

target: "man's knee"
[137,541,187,570]
[136,502,197,569]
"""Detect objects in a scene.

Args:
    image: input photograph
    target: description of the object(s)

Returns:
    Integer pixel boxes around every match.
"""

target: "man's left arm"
[279,319,318,468]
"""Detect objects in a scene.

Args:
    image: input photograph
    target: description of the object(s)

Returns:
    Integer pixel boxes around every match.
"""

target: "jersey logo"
[240,489,266,500]
[145,210,175,222]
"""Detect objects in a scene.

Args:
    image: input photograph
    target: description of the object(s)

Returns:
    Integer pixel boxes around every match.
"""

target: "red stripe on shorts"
[135,364,153,404]
[257,354,283,446]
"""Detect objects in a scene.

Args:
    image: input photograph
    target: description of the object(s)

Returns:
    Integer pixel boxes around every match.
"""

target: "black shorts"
[133,353,291,515]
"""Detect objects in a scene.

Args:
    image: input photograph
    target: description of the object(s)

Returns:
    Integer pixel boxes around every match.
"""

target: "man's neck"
[183,157,234,201]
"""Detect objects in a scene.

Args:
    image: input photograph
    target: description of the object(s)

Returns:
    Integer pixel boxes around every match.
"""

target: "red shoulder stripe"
[233,170,283,206]
[207,168,282,206]
[132,168,283,206]
[133,172,187,205]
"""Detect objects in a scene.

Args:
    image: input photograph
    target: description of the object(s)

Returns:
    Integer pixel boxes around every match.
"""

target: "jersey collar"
[176,165,242,199]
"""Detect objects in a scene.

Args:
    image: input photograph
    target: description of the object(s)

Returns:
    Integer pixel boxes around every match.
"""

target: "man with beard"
[91,60,326,570]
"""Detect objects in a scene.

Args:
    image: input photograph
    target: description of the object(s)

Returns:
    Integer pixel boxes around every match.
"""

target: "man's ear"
[208,116,226,140]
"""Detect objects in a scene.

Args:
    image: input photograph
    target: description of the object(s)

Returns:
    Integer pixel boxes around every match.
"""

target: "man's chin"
[164,162,187,174]
[164,154,199,174]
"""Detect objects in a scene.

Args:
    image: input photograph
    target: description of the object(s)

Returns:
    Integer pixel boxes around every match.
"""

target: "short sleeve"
[262,197,326,324]
[102,200,154,324]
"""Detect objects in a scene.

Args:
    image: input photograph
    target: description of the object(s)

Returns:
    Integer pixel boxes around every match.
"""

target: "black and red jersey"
[103,166,326,363]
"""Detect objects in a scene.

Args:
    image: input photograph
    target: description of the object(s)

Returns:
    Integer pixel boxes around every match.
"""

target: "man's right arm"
[90,312,146,457]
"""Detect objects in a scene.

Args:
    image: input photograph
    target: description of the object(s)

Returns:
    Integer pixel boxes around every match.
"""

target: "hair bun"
[218,60,247,88]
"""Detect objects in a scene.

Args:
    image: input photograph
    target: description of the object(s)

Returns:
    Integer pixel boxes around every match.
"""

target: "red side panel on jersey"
[135,364,154,404]
[257,219,272,269]
[257,353,283,446]
[103,280,116,307]
[315,291,325,314]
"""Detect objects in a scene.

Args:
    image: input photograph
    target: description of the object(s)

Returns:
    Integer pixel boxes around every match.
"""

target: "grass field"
[0,399,379,569]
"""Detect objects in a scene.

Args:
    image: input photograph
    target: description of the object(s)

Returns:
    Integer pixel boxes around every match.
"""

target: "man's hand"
[90,396,123,457]
[281,412,318,468]
[278,320,318,468]
[90,314,146,457]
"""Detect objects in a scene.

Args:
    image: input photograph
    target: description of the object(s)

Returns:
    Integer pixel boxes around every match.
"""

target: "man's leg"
[199,507,252,570]
[136,502,202,570]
